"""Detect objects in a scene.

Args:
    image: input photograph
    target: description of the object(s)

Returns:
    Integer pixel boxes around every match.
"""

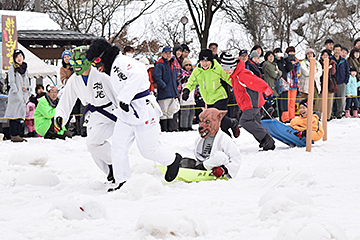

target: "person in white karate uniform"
[86,39,182,191]
[54,46,118,182]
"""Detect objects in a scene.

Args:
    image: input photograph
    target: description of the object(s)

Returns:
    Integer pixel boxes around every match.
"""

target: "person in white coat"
[299,48,323,112]
[179,108,241,179]
[86,38,182,191]
[4,49,31,142]
[54,46,119,183]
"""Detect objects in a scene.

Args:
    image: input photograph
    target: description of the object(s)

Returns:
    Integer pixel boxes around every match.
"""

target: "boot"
[352,110,359,118]
[345,109,351,118]
[259,134,275,151]
[160,119,168,132]
[11,135,27,142]
[107,165,115,183]
[230,118,240,138]
[165,153,182,182]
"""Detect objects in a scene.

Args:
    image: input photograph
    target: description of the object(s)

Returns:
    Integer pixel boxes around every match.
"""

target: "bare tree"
[1,0,33,10]
[184,0,224,49]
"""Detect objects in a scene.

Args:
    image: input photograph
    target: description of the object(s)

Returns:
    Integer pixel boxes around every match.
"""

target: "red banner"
[1,15,18,70]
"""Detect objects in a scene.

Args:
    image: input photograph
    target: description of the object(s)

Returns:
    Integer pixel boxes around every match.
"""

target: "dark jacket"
[330,55,350,84]
[248,60,262,78]
[152,57,179,100]
[275,56,293,80]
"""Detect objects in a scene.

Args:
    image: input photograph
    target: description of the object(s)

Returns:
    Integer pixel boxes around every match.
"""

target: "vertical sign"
[1,15,18,71]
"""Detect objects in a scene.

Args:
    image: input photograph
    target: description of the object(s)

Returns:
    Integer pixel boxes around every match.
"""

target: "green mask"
[70,46,91,75]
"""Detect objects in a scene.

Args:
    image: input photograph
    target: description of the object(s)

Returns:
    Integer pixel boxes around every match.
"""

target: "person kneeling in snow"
[33,85,72,140]
[290,99,324,141]
[180,108,241,179]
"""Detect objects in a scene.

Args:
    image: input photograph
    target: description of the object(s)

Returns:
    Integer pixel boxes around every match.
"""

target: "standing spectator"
[179,58,195,131]
[173,44,183,67]
[324,39,334,54]
[285,46,300,120]
[123,46,134,57]
[248,51,262,78]
[181,44,190,61]
[171,44,184,131]
[347,48,360,81]
[152,46,179,132]
[299,48,323,112]
[354,38,360,50]
[273,48,293,122]
[60,50,73,85]
[341,47,349,59]
[182,49,240,138]
[331,44,350,119]
[263,51,281,95]
[4,49,31,142]
[208,43,220,62]
[344,67,360,118]
[139,57,156,94]
[25,101,36,137]
[34,85,71,139]
[29,84,46,106]
[319,49,337,121]
[250,45,264,64]
[238,50,249,69]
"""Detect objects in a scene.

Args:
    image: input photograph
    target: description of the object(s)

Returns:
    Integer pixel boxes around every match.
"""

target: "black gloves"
[182,88,190,101]
[119,101,129,112]
[54,117,63,132]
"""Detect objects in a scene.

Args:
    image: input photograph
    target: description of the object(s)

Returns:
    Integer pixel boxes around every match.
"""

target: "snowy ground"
[0,118,360,240]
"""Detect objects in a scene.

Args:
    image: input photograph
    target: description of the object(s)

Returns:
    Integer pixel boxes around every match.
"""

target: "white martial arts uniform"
[180,130,242,178]
[55,67,119,174]
[110,54,175,183]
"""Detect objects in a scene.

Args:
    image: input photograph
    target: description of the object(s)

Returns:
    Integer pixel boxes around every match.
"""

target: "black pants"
[9,119,21,136]
[277,91,288,122]
[240,108,269,142]
[207,98,233,136]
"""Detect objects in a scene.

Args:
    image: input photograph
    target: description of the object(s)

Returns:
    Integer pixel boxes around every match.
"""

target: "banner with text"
[1,15,18,70]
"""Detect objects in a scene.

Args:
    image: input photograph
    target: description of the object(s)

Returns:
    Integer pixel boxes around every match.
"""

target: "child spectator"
[25,101,36,137]
[345,67,360,118]
[290,99,324,141]
[179,58,195,131]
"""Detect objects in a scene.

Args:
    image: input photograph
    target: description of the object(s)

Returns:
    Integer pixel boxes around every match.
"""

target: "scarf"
[14,62,28,75]
[45,94,59,108]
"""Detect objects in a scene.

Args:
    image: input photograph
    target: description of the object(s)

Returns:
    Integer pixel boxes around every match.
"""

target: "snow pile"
[15,168,59,187]
[274,218,348,240]
[136,210,208,238]
[9,147,48,167]
[49,193,106,220]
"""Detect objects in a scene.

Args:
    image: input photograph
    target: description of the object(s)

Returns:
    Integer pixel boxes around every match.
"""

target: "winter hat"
[13,49,25,60]
[220,52,237,70]
[162,46,172,53]
[199,49,214,62]
[239,49,248,56]
[249,50,259,60]
[350,66,357,72]
[139,57,150,65]
[305,48,315,56]
[181,44,190,52]
[61,50,71,59]
[182,58,192,68]
[299,98,308,108]
[46,84,58,92]
[173,44,183,55]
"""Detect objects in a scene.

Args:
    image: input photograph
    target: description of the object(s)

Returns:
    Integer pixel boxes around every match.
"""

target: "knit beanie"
[61,50,71,59]
[249,50,259,60]
[182,58,192,68]
[299,98,308,108]
[220,52,237,70]
[199,49,214,62]
[305,48,315,56]
[13,49,25,61]
[350,66,357,72]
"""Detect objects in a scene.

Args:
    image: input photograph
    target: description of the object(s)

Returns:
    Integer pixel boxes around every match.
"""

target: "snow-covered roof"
[0,10,61,30]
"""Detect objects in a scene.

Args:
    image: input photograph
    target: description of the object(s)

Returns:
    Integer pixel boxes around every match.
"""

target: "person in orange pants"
[285,46,301,120]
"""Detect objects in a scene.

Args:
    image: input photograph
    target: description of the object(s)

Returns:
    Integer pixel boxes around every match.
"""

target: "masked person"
[54,46,119,183]
[86,38,182,191]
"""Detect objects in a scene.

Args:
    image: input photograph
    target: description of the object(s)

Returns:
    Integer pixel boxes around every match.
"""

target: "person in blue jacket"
[330,44,350,119]
[345,66,360,117]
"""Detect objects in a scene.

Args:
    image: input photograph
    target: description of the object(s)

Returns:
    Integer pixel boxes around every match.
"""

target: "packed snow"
[0,118,360,239]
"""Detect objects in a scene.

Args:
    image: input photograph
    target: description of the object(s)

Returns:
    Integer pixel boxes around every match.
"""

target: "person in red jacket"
[226,53,276,151]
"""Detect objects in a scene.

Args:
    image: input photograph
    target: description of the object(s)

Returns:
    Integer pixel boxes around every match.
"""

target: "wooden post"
[321,58,329,141]
[306,58,315,152]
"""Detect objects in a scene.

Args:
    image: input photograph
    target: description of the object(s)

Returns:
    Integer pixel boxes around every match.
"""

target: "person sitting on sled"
[290,98,324,141]
[179,108,241,179]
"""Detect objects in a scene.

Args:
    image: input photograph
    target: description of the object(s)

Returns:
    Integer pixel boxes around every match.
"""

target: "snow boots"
[230,118,240,138]
[107,165,115,183]
[11,135,27,142]
[160,119,168,132]
[345,109,351,118]
[352,110,359,118]
[259,134,275,151]
[165,153,182,182]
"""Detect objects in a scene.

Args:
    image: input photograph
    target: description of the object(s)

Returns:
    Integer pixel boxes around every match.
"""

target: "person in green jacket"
[34,85,72,139]
[182,49,240,138]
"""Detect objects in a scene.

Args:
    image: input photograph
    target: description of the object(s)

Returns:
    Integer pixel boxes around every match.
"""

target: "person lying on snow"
[290,98,324,141]
[179,108,241,179]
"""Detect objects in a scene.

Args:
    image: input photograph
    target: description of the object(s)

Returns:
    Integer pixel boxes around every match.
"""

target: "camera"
[288,54,295,62]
